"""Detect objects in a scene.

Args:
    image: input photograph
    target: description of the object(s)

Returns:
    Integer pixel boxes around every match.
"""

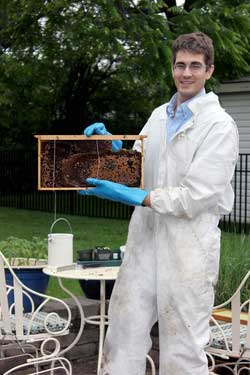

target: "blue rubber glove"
[79,178,148,206]
[84,122,122,152]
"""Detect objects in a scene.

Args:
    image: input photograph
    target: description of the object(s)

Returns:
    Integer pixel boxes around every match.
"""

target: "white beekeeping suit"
[100,92,239,375]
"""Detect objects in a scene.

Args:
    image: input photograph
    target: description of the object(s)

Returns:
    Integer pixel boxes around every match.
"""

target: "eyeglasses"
[173,62,208,73]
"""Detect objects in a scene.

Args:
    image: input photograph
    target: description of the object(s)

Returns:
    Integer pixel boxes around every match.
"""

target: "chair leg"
[206,351,216,373]
[48,358,72,375]
[234,358,250,375]
[49,358,55,375]
[146,354,156,375]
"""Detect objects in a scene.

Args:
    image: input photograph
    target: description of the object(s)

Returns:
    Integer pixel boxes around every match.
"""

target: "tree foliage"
[0,0,172,148]
[163,0,250,80]
[0,0,249,149]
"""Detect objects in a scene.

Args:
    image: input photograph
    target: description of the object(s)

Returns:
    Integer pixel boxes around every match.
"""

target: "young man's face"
[172,50,214,104]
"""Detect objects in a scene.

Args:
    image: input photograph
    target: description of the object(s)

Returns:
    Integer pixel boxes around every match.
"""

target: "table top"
[43,264,120,281]
[212,308,249,325]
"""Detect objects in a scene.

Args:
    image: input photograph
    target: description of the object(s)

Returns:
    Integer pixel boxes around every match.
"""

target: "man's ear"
[206,64,214,79]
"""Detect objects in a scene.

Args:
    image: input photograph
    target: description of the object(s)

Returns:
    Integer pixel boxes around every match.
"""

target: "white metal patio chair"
[206,270,250,374]
[0,251,72,374]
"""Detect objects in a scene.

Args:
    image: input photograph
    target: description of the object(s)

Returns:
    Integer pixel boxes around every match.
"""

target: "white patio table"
[43,265,120,374]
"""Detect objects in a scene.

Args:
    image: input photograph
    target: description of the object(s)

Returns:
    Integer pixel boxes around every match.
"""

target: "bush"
[0,236,47,266]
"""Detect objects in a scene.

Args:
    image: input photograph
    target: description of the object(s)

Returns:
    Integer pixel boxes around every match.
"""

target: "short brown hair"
[172,32,214,66]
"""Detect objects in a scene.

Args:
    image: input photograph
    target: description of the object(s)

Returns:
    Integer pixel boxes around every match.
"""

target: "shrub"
[0,236,47,266]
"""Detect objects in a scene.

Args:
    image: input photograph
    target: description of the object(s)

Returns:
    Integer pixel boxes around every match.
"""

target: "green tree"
[162,0,250,80]
[0,0,249,149]
[0,0,171,148]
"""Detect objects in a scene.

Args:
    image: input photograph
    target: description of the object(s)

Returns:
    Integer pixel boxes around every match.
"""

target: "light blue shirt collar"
[166,88,206,118]
[166,89,206,143]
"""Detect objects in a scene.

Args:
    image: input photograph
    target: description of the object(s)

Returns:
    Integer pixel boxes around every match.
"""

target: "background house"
[217,76,250,153]
[216,77,250,230]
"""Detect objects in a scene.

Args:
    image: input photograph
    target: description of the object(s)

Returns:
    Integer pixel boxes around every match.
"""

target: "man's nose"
[182,66,193,75]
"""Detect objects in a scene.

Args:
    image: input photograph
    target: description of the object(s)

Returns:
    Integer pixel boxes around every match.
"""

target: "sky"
[176,0,185,5]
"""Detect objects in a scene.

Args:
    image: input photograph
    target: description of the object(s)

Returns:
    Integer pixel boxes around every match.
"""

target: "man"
[80,32,239,375]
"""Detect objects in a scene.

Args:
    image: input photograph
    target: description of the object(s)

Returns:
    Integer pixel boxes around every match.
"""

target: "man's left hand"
[79,178,148,206]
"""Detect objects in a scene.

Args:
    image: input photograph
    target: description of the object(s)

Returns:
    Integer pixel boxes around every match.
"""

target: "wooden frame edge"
[35,134,147,191]
[34,135,147,141]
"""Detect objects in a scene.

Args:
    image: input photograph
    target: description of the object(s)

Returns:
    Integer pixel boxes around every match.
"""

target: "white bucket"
[48,218,73,267]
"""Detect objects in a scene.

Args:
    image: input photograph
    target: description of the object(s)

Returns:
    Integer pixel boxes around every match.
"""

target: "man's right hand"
[83,122,122,152]
[84,122,109,136]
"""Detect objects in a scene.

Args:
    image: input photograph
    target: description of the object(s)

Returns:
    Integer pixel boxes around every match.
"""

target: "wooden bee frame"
[35,135,146,190]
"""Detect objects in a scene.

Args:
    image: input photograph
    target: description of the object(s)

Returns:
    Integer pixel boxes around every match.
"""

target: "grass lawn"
[215,231,250,305]
[0,207,249,304]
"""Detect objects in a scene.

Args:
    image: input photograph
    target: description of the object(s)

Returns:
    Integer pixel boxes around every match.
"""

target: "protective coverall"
[100,92,239,375]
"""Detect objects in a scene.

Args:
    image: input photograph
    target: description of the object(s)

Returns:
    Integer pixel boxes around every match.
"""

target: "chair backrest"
[213,270,250,354]
[0,253,13,335]
[0,251,72,340]
[0,251,39,337]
